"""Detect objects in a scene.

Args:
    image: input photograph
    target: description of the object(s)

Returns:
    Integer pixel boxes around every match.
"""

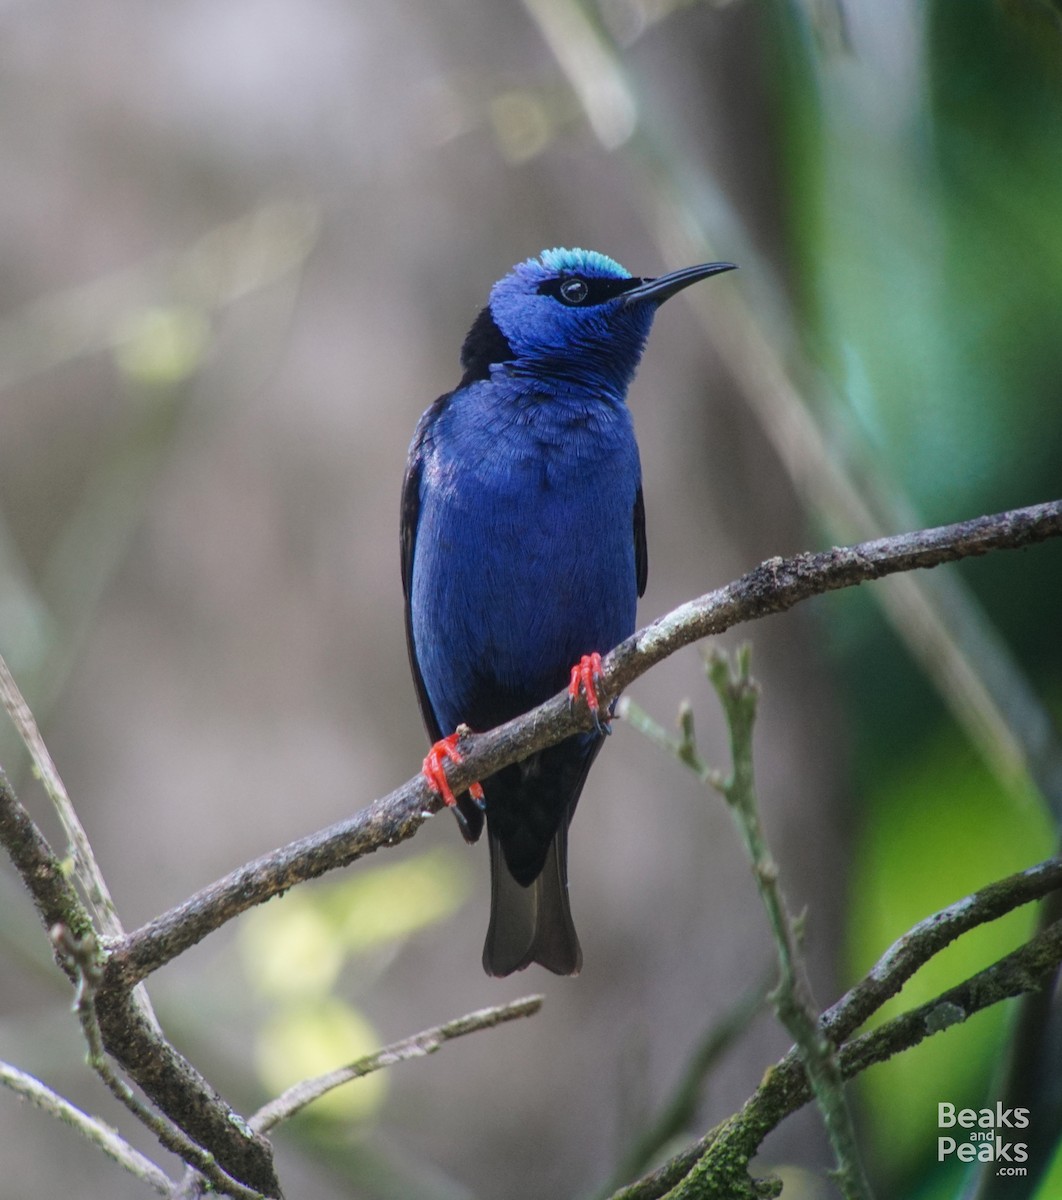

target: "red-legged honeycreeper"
[401,248,735,976]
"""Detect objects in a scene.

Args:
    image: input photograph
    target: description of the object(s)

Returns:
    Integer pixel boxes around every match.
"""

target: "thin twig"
[250,995,543,1134]
[0,651,162,1036]
[0,654,122,937]
[169,996,545,1200]
[711,647,871,1199]
[840,919,1062,1077]
[961,885,1062,1200]
[0,1058,173,1196]
[639,646,872,1200]
[103,500,1062,993]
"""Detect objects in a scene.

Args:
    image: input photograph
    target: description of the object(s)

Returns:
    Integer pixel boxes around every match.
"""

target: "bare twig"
[0,1058,173,1196]
[823,856,1062,1041]
[840,918,1062,1076]
[169,995,545,1200]
[103,499,1062,992]
[962,886,1062,1200]
[0,660,121,936]
[0,650,162,1042]
[250,995,543,1134]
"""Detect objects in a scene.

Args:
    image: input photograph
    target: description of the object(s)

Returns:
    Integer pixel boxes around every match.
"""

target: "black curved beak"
[621,261,737,306]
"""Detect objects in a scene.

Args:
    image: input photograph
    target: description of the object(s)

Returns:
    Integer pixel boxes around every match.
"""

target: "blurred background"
[1,1,1061,1197]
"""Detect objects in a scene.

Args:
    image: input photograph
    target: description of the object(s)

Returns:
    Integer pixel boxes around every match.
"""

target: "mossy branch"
[603,864,1062,1200]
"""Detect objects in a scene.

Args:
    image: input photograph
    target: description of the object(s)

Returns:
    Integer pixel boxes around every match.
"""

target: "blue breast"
[411,377,641,733]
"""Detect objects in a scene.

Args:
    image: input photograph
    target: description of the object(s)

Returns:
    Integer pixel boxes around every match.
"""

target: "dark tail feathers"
[482,826,582,976]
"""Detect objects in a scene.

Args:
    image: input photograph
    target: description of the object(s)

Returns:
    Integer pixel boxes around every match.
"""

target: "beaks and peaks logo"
[938,1102,1031,1174]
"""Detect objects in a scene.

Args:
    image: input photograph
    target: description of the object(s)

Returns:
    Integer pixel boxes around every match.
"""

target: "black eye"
[558,277,590,305]
[536,274,644,306]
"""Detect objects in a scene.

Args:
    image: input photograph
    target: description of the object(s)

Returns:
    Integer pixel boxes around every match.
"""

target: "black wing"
[634,484,648,598]
[400,393,450,745]
[401,394,487,844]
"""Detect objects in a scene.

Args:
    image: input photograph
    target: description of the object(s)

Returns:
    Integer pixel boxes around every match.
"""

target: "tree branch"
[5,500,1061,1196]
[605,862,1062,1200]
[52,925,267,1200]
[0,771,279,1197]
[104,499,1062,991]
[0,767,96,951]
[823,856,1062,1041]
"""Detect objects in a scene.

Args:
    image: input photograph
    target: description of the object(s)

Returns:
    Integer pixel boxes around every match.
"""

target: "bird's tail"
[482,826,582,977]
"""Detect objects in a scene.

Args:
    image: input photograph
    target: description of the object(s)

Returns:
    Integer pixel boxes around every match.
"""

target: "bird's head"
[459,247,735,396]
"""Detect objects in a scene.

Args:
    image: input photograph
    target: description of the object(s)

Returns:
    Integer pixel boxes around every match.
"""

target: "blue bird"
[401,247,735,976]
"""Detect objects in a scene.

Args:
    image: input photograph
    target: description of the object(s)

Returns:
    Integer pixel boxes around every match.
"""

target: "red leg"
[422,732,484,807]
[568,652,609,734]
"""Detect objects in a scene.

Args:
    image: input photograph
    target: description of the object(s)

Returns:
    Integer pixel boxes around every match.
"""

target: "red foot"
[568,652,609,734]
[422,732,484,808]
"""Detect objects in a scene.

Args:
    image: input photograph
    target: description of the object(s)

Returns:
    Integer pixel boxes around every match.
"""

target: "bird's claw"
[568,652,610,735]
[422,732,485,809]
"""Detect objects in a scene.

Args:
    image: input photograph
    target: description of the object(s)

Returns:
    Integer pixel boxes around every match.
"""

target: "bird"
[401,247,735,976]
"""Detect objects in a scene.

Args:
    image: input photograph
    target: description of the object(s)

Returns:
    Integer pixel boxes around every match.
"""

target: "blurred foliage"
[1033,1138,1062,1198]
[240,849,470,1125]
[0,200,319,732]
[764,0,1062,1195]
[112,303,211,387]
[845,733,1053,1183]
[256,997,387,1125]
[776,0,1062,531]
